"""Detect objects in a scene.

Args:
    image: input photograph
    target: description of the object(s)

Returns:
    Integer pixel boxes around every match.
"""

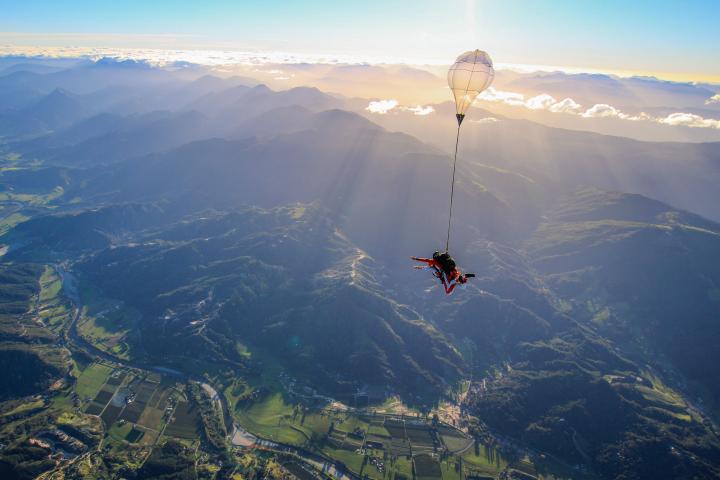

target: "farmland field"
[94,389,114,405]
[235,393,308,445]
[138,406,164,431]
[414,454,442,479]
[106,372,127,386]
[101,404,123,425]
[441,430,473,453]
[75,362,113,400]
[461,443,508,476]
[320,445,365,476]
[165,401,200,439]
[384,419,405,437]
[405,424,434,445]
[84,402,105,416]
[120,402,145,423]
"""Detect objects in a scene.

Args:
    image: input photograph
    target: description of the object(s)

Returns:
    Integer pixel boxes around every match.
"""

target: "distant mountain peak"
[91,57,152,69]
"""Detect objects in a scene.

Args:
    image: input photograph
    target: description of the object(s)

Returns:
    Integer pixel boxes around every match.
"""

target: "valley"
[0,57,718,479]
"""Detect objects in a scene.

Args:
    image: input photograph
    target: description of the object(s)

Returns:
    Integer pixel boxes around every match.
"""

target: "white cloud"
[549,97,583,114]
[525,94,556,110]
[623,112,654,122]
[365,99,398,114]
[582,104,621,118]
[478,87,525,106]
[365,102,434,116]
[402,105,435,116]
[706,94,720,105]
[658,113,720,129]
[470,117,500,124]
[581,104,655,121]
[480,88,584,114]
[479,88,720,129]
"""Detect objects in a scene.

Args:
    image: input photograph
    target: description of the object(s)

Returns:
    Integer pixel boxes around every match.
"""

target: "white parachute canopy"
[447,49,495,121]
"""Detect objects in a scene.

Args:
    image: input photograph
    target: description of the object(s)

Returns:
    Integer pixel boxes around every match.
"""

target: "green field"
[235,393,308,445]
[108,421,134,442]
[461,443,508,476]
[440,460,463,480]
[321,445,367,476]
[35,266,73,333]
[76,285,139,360]
[367,423,391,437]
[233,392,503,480]
[232,388,506,478]
[75,363,114,401]
[441,430,473,453]
[224,378,254,412]
[39,266,62,302]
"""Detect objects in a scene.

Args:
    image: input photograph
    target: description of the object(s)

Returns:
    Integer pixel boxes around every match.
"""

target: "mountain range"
[0,58,718,479]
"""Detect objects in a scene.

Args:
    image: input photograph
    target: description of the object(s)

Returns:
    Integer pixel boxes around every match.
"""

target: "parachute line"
[444,49,494,252]
[445,121,462,252]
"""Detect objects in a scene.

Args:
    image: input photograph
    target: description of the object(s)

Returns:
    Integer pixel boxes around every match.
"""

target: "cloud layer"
[365,100,434,116]
[479,87,720,129]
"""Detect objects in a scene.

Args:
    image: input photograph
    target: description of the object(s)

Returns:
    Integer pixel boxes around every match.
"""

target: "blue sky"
[1,0,719,80]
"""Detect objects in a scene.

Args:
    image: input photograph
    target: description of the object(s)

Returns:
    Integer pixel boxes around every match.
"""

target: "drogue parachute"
[447,49,495,125]
[444,49,494,253]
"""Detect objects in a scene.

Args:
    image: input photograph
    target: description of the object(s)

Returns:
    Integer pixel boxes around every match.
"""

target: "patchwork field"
[75,362,114,401]
[74,363,185,445]
[233,392,493,479]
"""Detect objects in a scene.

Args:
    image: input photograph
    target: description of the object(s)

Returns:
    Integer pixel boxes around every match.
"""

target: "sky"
[1,0,719,82]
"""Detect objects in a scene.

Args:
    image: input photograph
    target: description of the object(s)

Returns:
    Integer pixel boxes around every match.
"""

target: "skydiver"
[411,251,474,295]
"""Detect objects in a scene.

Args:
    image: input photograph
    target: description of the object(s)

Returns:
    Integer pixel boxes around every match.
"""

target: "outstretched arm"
[411,256,434,264]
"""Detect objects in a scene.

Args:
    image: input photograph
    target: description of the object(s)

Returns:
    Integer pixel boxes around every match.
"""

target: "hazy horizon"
[3,0,720,82]
[1,3,719,480]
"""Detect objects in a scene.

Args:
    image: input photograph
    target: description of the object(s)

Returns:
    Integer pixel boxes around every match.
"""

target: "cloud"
[581,105,719,128]
[402,105,434,116]
[658,113,720,129]
[581,104,656,122]
[478,87,720,129]
[525,94,556,110]
[581,103,621,118]
[365,99,398,114]
[478,87,526,106]
[480,88,584,114]
[470,117,500,124]
[706,94,720,105]
[548,97,583,114]
[365,101,434,116]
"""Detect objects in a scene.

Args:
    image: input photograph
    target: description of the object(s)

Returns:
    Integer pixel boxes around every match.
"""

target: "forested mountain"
[0,60,718,479]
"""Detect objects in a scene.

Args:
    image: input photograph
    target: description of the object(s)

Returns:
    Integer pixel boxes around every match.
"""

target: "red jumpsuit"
[411,257,463,294]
